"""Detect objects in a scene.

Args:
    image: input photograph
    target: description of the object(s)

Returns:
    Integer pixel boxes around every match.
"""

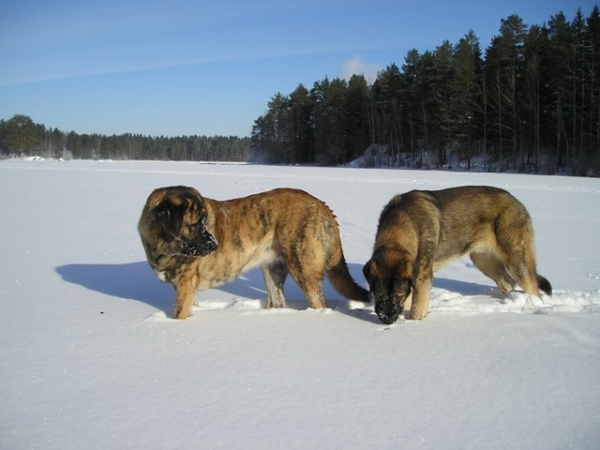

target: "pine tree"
[2,115,40,154]
[372,63,404,165]
[485,15,527,171]
[289,84,314,163]
[344,74,371,162]
[585,5,600,171]
[433,41,455,166]
[402,49,421,165]
[547,12,576,172]
[450,31,481,170]
[416,51,440,165]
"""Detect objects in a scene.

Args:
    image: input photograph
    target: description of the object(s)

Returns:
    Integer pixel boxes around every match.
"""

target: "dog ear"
[395,253,415,281]
[156,200,184,240]
[362,260,374,284]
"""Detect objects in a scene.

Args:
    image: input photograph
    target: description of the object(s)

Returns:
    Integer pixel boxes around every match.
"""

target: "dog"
[363,186,552,324]
[138,186,369,319]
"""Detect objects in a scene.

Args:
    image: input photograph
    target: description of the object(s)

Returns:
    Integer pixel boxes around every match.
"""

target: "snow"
[1,159,599,450]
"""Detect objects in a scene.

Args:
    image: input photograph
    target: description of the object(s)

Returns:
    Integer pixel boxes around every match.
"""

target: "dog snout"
[377,312,398,325]
[180,233,218,257]
[374,296,402,325]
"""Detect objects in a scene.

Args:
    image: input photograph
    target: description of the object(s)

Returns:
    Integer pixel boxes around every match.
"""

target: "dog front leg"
[409,269,433,320]
[173,272,198,319]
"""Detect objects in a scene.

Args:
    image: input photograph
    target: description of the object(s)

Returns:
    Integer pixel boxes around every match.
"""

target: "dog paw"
[408,309,427,320]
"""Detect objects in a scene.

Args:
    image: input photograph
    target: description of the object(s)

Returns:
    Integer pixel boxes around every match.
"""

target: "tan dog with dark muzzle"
[363,186,551,324]
[139,186,369,319]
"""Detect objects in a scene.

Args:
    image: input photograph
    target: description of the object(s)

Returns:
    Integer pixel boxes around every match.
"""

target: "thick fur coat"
[139,186,369,319]
[363,186,552,324]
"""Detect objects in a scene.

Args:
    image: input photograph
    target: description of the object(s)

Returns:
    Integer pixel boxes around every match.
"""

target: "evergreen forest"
[0,115,250,162]
[251,6,600,175]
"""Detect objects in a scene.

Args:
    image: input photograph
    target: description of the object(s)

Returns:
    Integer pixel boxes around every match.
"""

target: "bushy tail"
[327,253,370,302]
[322,207,369,302]
[537,274,552,296]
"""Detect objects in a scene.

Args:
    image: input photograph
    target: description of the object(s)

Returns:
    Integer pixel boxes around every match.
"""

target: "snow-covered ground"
[1,159,599,450]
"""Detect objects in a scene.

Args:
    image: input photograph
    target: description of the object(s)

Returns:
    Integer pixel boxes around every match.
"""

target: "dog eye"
[191,218,206,229]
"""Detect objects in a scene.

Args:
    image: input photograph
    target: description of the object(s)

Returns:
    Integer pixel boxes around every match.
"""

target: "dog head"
[363,250,414,325]
[149,186,218,258]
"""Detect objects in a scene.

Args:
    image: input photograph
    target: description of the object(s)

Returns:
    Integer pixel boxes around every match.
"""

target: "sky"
[0,0,594,138]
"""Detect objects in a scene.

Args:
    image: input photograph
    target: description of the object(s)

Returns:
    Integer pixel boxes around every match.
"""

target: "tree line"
[3,6,599,175]
[0,114,250,162]
[251,6,600,176]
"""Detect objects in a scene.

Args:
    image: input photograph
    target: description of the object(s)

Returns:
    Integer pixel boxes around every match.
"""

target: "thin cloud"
[342,55,381,84]
[1,46,381,87]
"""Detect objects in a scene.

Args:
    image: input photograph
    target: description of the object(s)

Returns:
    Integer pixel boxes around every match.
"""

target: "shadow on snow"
[55,261,496,322]
[54,261,369,314]
[55,261,174,312]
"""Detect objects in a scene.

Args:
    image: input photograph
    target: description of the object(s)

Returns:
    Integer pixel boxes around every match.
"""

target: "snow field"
[1,159,599,450]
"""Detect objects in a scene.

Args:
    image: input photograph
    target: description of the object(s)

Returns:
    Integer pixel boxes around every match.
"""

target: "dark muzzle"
[180,229,218,257]
[374,294,403,325]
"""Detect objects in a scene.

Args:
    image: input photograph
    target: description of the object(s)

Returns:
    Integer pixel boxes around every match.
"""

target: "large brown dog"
[363,186,552,324]
[138,186,369,319]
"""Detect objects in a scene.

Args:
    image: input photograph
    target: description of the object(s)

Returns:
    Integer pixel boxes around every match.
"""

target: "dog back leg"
[279,230,328,309]
[505,253,543,297]
[262,258,288,308]
[500,231,544,297]
[496,211,549,298]
[517,237,551,296]
[301,281,327,309]
[287,265,327,309]
[470,252,516,294]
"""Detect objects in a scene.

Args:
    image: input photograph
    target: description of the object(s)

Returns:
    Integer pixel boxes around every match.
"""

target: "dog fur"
[363,186,552,324]
[138,186,369,319]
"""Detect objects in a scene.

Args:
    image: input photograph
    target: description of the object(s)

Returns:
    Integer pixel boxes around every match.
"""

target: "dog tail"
[321,207,369,303]
[328,255,370,302]
[326,232,370,302]
[537,274,552,296]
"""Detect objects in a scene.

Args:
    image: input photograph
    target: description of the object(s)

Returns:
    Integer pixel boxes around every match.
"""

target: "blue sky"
[0,0,593,137]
